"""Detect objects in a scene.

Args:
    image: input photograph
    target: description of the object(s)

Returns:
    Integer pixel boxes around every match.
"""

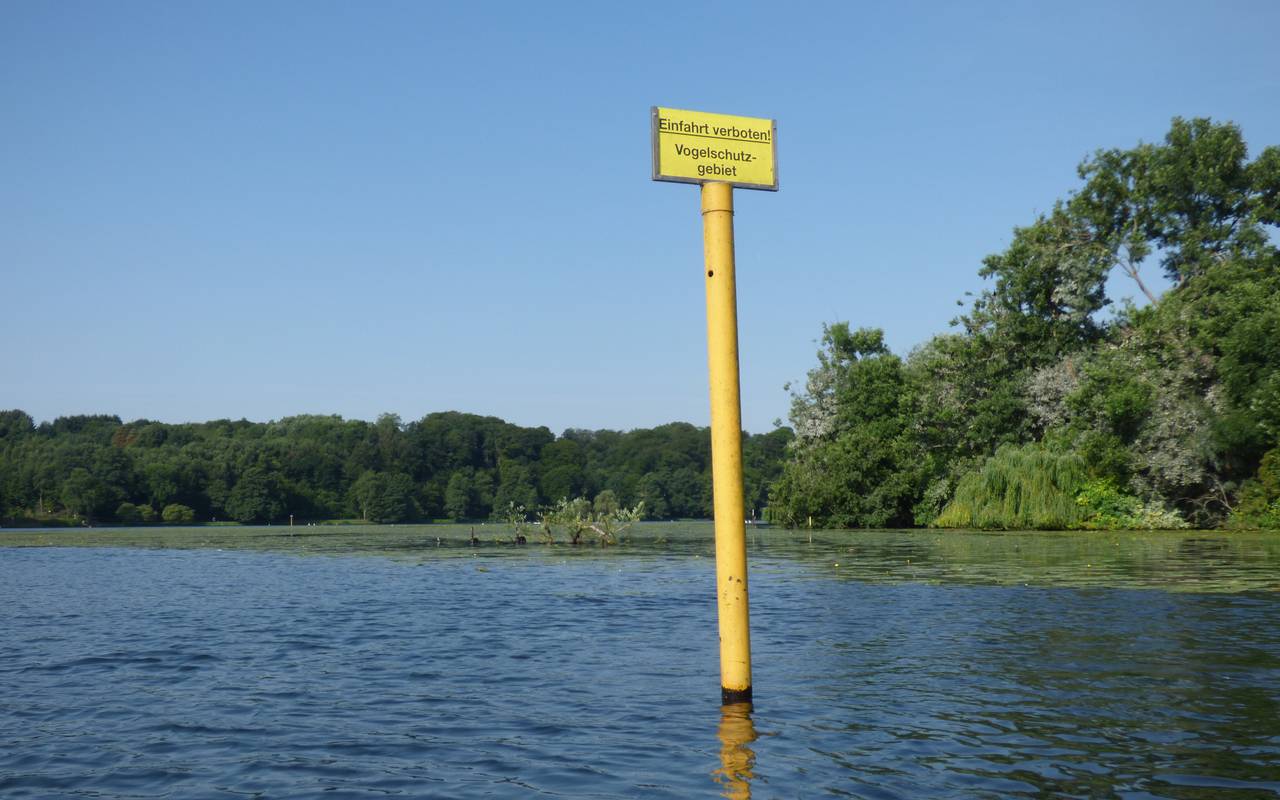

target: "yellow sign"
[651,107,777,191]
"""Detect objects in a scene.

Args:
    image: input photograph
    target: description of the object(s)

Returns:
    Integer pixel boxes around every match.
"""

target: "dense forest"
[0,410,791,526]
[771,117,1280,530]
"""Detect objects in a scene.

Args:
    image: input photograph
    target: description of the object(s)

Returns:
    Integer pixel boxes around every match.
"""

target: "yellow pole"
[701,181,752,703]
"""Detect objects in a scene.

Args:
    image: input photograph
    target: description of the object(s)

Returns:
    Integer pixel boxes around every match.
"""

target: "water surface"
[2,525,1278,798]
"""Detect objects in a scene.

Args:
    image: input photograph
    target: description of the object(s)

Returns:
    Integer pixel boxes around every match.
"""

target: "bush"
[1075,480,1188,530]
[161,503,196,524]
[1229,448,1280,529]
[115,502,157,525]
[1230,499,1280,530]
[115,502,141,525]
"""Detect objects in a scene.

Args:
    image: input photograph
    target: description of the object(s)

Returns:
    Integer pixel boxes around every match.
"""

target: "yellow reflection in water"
[712,702,757,798]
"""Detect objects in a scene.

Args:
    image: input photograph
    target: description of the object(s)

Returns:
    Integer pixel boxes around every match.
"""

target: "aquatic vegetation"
[538,497,645,545]
[498,502,532,544]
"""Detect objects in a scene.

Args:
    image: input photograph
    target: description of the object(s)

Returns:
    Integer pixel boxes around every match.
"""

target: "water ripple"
[1,538,1278,798]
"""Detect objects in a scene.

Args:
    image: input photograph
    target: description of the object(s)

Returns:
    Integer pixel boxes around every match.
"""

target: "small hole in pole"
[707,270,714,278]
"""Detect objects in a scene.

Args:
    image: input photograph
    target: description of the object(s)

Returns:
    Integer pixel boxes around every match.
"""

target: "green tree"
[350,470,417,523]
[1074,116,1280,290]
[0,410,34,440]
[493,457,539,512]
[350,470,379,521]
[443,470,473,520]
[60,468,110,523]
[1230,447,1280,529]
[934,444,1088,530]
[910,208,1114,467]
[0,408,787,529]
[115,501,141,524]
[472,469,495,518]
[225,466,286,523]
[772,325,921,527]
[139,459,182,509]
[773,118,1280,529]
[593,488,620,516]
[968,205,1112,352]
[538,438,585,501]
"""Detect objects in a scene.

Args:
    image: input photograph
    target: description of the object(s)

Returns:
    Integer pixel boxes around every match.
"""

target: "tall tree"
[772,325,921,527]
[225,466,286,523]
[1074,117,1280,291]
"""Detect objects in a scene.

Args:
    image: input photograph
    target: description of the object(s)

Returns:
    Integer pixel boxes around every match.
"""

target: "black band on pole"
[721,686,753,704]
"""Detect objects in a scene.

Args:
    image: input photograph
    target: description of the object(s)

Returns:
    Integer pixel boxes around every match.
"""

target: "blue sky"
[4,1,1278,434]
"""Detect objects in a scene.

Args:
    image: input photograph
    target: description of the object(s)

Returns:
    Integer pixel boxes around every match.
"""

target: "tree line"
[0,409,791,526]
[6,117,1277,533]
[771,117,1280,530]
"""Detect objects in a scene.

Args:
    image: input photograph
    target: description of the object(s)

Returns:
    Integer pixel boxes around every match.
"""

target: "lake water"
[2,524,1279,798]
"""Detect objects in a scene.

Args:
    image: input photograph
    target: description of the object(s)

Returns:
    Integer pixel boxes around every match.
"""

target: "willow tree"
[934,444,1088,530]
